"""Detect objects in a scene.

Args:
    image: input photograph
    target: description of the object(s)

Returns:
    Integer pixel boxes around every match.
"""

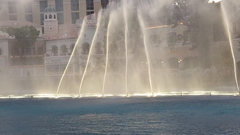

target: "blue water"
[0,96,240,134]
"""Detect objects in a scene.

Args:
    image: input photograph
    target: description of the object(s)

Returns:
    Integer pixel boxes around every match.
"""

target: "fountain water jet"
[221,0,240,94]
[102,15,112,97]
[123,0,129,96]
[56,17,87,98]
[137,10,154,96]
[78,12,103,97]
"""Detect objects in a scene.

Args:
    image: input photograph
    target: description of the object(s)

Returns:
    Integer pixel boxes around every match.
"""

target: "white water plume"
[56,17,87,97]
[221,0,240,93]
[102,14,112,97]
[137,10,154,96]
[123,0,129,96]
[78,12,103,97]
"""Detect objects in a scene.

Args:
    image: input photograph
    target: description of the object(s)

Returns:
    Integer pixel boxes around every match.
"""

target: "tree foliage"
[1,26,40,49]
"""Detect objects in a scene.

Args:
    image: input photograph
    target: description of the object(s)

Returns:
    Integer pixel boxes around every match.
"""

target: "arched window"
[177,34,183,42]
[51,45,58,56]
[0,48,2,55]
[54,14,56,19]
[168,58,179,69]
[70,44,76,55]
[49,14,52,19]
[183,57,198,69]
[95,42,102,54]
[150,34,161,45]
[82,43,90,55]
[61,45,67,55]
[45,15,47,19]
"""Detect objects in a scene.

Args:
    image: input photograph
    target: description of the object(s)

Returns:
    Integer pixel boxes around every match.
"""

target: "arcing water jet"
[102,15,112,97]
[78,12,103,97]
[56,17,87,97]
[137,10,154,96]
[221,0,240,93]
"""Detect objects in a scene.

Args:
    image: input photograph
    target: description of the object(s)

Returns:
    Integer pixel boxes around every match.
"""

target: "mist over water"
[221,0,240,93]
[1,0,240,98]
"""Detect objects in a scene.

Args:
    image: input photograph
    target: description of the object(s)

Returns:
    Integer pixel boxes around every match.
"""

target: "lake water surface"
[0,96,240,134]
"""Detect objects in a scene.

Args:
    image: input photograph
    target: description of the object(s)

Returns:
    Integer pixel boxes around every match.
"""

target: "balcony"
[44,55,78,65]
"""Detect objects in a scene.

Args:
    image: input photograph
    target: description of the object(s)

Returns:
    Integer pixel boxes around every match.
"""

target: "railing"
[45,52,79,57]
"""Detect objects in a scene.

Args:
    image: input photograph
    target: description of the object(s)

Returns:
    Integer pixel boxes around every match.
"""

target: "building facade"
[0,0,109,26]
[1,0,234,79]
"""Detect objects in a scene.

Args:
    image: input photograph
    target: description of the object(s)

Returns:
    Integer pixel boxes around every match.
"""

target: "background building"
[0,0,109,26]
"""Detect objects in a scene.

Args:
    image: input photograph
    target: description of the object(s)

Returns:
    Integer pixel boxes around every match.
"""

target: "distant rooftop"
[44,6,56,12]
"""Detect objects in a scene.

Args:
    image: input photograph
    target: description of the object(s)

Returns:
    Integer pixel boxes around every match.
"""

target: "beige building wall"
[94,0,102,15]
[79,0,87,19]
[1,0,104,25]
[33,1,41,25]
[0,1,9,21]
[17,1,25,21]
[63,0,72,25]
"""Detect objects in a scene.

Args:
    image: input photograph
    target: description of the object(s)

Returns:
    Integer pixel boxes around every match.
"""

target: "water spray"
[102,16,112,97]
[56,17,87,98]
[137,10,154,96]
[78,12,103,97]
[123,0,129,97]
[221,1,240,94]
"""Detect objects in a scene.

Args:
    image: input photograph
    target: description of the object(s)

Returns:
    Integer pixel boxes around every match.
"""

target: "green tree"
[1,26,40,58]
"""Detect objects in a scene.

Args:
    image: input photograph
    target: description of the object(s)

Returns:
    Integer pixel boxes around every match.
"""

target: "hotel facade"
[0,0,239,79]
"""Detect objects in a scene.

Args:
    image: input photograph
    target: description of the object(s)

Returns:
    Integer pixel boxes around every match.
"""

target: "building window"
[86,0,94,10]
[8,2,17,13]
[70,44,75,54]
[9,15,17,20]
[57,13,64,24]
[61,45,67,55]
[25,14,33,22]
[0,48,2,55]
[54,14,56,19]
[51,46,58,56]
[71,0,79,11]
[45,15,47,19]
[40,14,44,25]
[38,47,43,55]
[150,34,162,45]
[87,11,94,15]
[24,1,32,13]
[42,27,44,34]
[40,1,48,12]
[49,14,52,19]
[101,0,109,9]
[72,12,79,24]
[55,0,63,12]
[82,43,90,54]
[183,57,198,69]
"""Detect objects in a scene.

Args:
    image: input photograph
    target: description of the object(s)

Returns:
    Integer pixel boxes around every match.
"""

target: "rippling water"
[0,96,240,134]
